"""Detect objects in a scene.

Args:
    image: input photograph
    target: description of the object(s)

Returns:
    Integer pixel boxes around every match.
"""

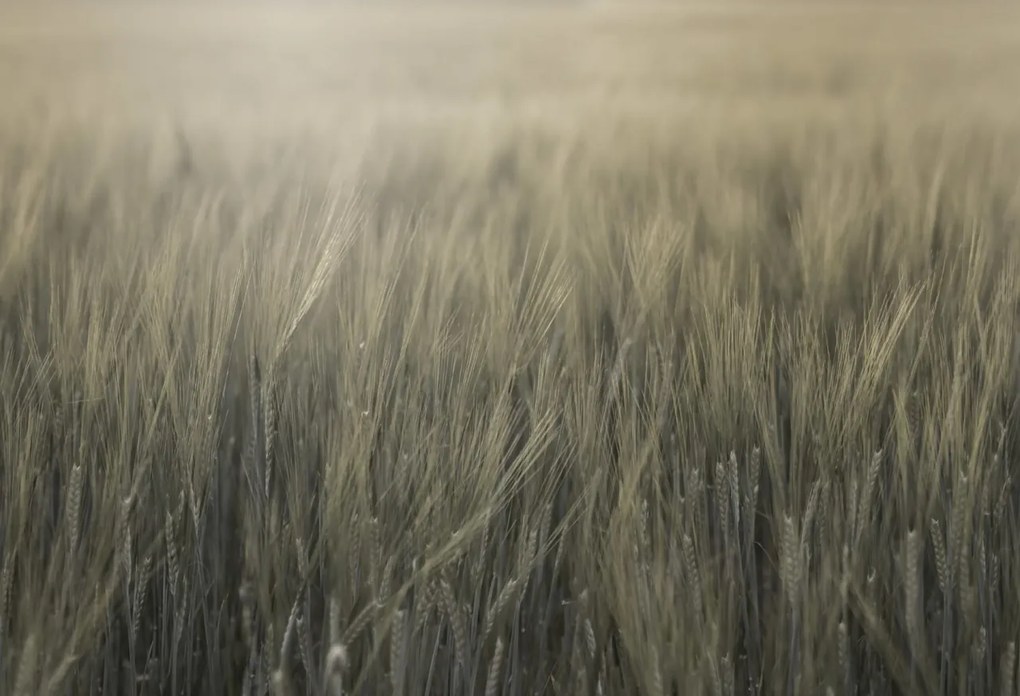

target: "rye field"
[1,2,1020,694]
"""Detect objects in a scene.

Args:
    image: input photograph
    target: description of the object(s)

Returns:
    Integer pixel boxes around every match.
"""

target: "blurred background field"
[4,3,1020,169]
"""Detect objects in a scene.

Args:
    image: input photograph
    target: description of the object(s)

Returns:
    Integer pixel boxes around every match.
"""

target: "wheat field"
[2,2,1020,695]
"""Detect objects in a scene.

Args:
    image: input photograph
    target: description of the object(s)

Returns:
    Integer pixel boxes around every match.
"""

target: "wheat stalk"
[65,463,83,561]
[13,629,39,696]
[855,450,882,542]
[485,636,506,696]
[649,645,664,696]
[715,459,730,543]
[803,478,822,541]
[165,510,180,596]
[349,512,362,590]
[263,380,277,500]
[950,472,970,582]
[116,496,132,575]
[323,642,348,696]
[280,593,301,670]
[721,653,734,696]
[1001,641,1016,696]
[390,609,407,696]
[745,447,761,521]
[329,596,342,646]
[570,610,590,696]
[294,535,309,581]
[132,553,153,643]
[297,614,314,684]
[441,579,469,671]
[584,618,597,659]
[838,620,852,695]
[681,533,703,620]
[0,556,12,633]
[483,578,520,643]
[414,578,438,638]
[708,652,723,696]
[781,515,801,606]
[727,450,740,530]
[905,529,925,677]
[930,518,948,595]
[342,600,378,646]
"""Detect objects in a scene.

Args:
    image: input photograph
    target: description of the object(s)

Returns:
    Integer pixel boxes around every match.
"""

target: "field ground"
[2,3,1020,695]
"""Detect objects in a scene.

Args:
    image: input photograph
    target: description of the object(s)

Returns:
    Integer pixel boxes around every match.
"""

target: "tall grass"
[2,3,1020,695]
